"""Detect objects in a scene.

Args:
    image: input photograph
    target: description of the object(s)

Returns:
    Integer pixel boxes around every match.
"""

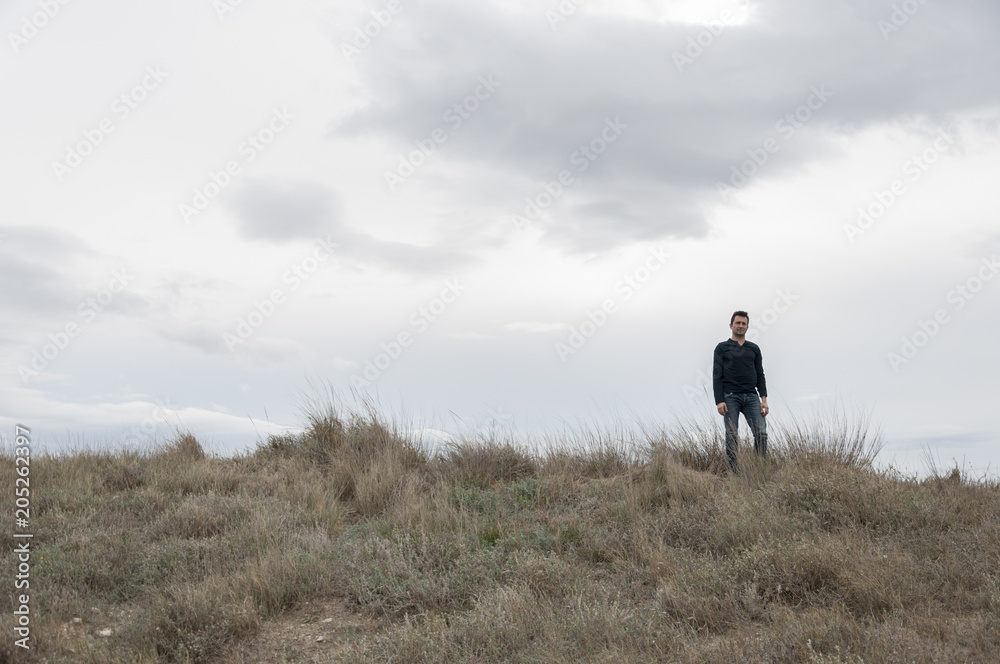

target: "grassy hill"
[3,400,999,663]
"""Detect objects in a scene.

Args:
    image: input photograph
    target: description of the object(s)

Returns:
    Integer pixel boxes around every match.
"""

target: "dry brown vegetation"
[2,398,999,663]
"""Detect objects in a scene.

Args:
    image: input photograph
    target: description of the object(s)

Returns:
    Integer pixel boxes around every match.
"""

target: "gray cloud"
[0,226,147,317]
[145,273,240,355]
[227,180,340,241]
[331,0,1000,252]
[227,179,475,274]
[156,325,229,355]
[0,256,80,312]
[337,229,474,274]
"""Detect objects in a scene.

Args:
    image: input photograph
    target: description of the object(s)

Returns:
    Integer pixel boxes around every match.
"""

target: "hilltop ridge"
[2,399,998,663]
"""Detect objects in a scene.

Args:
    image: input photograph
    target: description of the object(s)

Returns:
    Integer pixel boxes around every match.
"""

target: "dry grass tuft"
[439,438,538,487]
[156,431,207,462]
[638,446,716,508]
[101,457,146,492]
[253,397,425,517]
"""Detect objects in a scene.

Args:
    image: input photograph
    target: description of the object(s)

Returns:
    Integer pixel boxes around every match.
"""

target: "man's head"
[730,311,749,338]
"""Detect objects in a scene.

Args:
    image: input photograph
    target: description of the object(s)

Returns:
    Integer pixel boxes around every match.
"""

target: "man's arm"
[755,344,768,416]
[712,344,726,414]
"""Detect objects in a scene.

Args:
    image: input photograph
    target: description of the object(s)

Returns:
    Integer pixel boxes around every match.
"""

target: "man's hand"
[760,397,769,417]
[717,402,728,416]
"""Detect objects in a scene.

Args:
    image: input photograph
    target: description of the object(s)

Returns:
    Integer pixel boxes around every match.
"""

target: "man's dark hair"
[731,310,749,324]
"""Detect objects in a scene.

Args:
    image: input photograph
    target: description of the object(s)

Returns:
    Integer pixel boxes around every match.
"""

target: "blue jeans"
[722,392,767,471]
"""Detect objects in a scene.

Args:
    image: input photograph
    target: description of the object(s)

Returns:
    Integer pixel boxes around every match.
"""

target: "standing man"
[713,311,768,472]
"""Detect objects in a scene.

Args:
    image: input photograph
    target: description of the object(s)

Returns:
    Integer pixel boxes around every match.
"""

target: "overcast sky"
[2,0,998,475]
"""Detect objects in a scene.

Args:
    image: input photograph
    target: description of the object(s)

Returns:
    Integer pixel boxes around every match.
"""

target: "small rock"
[91,607,101,613]
[72,617,82,624]
[315,635,324,642]
[98,629,112,637]
[323,618,333,623]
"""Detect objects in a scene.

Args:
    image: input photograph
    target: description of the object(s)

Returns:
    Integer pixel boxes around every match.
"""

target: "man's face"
[730,316,748,337]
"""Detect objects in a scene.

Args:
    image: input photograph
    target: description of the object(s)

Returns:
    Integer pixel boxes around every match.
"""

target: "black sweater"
[712,339,767,404]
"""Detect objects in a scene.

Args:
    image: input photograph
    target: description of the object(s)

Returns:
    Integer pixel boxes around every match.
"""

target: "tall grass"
[2,394,997,663]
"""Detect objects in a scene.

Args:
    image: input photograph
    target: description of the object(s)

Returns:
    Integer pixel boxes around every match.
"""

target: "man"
[713,311,768,472]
